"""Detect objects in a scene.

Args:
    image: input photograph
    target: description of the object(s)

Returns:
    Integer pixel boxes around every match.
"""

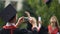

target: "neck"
[51,23,56,27]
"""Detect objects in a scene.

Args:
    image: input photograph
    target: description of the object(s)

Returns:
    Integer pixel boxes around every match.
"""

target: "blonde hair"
[50,15,60,32]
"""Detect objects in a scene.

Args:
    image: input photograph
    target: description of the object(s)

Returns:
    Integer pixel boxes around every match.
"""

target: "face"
[50,16,57,23]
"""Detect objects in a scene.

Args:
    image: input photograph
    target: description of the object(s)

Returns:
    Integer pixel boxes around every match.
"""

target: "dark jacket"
[0,28,32,34]
[27,22,48,34]
[38,26,48,34]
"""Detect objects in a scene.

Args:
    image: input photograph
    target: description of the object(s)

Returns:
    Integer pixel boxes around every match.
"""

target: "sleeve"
[27,22,32,31]
[32,27,38,34]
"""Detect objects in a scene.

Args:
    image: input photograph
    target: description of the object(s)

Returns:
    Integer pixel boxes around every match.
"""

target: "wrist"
[15,22,21,27]
[32,25,37,29]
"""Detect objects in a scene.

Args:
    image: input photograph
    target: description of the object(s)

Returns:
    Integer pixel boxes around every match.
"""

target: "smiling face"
[50,16,57,23]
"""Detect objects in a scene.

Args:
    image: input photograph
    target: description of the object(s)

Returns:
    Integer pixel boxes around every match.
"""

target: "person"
[36,16,48,34]
[0,4,32,34]
[25,11,48,34]
[25,11,37,30]
[25,11,38,34]
[48,15,60,34]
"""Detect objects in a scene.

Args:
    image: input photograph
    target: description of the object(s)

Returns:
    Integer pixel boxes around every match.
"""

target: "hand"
[15,17,24,27]
[25,11,37,29]
[25,11,30,17]
[29,17,37,28]
[38,20,42,24]
[17,17,24,23]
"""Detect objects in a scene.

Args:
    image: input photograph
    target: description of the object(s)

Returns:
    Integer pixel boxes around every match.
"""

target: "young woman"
[48,15,60,34]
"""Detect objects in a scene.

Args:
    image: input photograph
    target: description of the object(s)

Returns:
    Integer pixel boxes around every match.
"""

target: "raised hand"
[25,11,31,18]
[15,16,24,27]
[25,11,37,30]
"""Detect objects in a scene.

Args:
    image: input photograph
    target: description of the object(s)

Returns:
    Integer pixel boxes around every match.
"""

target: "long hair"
[50,15,60,32]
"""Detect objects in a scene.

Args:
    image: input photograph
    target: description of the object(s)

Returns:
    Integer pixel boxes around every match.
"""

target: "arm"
[36,21,42,32]
[25,11,37,30]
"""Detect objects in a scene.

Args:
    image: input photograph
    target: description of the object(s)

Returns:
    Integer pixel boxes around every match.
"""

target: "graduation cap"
[0,4,17,23]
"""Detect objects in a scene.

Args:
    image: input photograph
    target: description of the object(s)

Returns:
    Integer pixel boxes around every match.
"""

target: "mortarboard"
[0,4,17,23]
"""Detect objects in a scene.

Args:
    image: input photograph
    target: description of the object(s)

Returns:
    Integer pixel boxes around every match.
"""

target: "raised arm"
[25,11,37,29]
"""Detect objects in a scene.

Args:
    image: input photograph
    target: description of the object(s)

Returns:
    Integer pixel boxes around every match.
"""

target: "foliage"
[0,0,60,28]
[23,0,60,26]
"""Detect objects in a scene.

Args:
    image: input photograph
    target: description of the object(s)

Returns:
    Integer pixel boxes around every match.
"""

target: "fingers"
[18,16,24,23]
[25,11,31,18]
[15,16,24,27]
[29,17,37,27]
[25,11,30,15]
[38,21,42,24]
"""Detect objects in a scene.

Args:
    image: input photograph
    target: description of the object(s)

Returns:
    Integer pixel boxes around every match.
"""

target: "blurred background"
[0,0,60,28]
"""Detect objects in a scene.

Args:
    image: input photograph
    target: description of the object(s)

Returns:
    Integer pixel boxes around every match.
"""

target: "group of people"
[0,4,60,34]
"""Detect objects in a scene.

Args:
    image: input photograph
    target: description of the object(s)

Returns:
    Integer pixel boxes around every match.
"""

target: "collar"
[6,22,15,26]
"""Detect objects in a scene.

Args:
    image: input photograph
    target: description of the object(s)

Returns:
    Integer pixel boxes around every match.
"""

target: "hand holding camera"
[16,16,24,27]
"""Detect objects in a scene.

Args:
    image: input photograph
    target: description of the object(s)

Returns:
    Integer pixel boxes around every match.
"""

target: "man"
[0,4,32,34]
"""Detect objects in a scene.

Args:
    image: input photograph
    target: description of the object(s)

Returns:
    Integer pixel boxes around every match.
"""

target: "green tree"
[23,0,60,26]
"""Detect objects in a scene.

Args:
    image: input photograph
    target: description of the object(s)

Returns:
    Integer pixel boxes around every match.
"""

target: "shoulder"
[48,25,51,29]
[41,26,48,31]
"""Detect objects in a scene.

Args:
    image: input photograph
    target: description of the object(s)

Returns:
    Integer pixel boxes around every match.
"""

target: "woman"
[48,15,60,34]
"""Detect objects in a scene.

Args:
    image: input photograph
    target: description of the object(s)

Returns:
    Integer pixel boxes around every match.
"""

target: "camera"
[24,17,29,22]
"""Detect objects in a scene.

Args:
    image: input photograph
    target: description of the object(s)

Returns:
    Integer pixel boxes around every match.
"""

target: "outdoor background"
[0,0,60,28]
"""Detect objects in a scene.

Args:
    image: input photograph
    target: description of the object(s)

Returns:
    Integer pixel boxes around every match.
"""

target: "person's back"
[0,28,32,34]
[0,4,32,34]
